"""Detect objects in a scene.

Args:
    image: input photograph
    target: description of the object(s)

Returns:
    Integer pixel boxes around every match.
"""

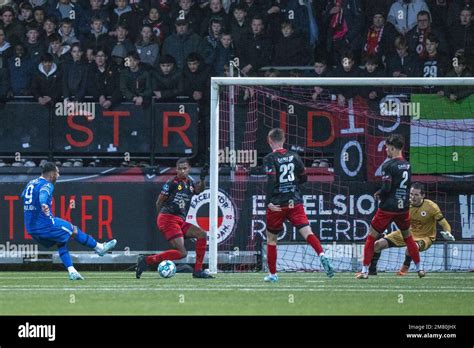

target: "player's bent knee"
[374,239,388,252]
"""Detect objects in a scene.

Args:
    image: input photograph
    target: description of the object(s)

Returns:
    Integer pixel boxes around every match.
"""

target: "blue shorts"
[29,217,75,248]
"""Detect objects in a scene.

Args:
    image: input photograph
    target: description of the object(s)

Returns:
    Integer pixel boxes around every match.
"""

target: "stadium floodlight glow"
[208,77,474,274]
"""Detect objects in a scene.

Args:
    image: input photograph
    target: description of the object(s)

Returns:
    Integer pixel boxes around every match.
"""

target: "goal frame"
[208,77,474,274]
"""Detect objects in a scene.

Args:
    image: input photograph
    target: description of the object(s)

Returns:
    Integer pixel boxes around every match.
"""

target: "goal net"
[208,77,474,274]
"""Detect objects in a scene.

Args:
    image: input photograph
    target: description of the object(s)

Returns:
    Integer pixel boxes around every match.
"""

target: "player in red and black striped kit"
[135,158,214,279]
[263,128,334,282]
[356,134,424,279]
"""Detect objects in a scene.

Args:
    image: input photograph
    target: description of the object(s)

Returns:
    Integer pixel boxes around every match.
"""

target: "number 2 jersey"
[159,176,197,219]
[263,148,305,207]
[379,157,411,212]
[21,177,55,232]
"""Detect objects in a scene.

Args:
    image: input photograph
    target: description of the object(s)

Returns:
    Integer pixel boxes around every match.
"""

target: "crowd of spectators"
[0,0,471,104]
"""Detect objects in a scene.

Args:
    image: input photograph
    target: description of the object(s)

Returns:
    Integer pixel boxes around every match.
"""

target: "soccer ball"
[157,260,177,278]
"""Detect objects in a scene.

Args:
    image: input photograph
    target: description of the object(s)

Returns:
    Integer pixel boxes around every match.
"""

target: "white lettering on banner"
[340,140,363,177]
[459,195,474,238]
[18,322,56,341]
[340,99,364,134]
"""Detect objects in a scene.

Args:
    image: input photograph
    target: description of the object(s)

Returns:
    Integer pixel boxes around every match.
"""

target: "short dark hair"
[0,6,15,16]
[60,18,73,26]
[411,182,426,195]
[42,161,58,174]
[186,52,201,63]
[48,33,61,43]
[40,53,53,63]
[176,158,190,167]
[385,133,405,150]
[417,10,430,20]
[364,55,379,66]
[268,128,285,143]
[127,51,140,61]
[426,33,439,44]
[159,54,176,65]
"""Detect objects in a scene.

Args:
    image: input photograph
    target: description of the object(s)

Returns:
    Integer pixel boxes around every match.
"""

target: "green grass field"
[0,272,473,315]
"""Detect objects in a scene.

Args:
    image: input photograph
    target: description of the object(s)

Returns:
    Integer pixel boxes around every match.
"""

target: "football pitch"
[0,272,473,315]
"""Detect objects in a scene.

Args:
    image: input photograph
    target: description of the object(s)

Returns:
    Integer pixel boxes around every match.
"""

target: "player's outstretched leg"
[397,253,412,276]
[70,224,117,256]
[138,237,186,279]
[357,227,379,279]
[185,225,214,279]
[264,230,279,282]
[57,242,84,280]
[299,226,334,278]
[401,230,424,278]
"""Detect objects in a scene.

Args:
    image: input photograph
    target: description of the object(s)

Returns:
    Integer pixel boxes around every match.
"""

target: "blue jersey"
[21,177,55,232]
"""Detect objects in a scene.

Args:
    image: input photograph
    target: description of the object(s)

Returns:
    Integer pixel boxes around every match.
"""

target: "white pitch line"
[0,287,472,293]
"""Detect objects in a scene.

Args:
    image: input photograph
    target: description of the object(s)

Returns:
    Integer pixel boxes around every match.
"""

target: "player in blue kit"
[21,162,117,280]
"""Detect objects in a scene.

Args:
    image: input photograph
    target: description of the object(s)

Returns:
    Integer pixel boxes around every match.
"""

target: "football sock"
[363,234,376,267]
[72,228,97,249]
[403,254,412,267]
[404,235,420,264]
[58,243,73,268]
[370,252,381,271]
[306,234,324,255]
[267,244,277,275]
[194,238,207,272]
[145,250,183,266]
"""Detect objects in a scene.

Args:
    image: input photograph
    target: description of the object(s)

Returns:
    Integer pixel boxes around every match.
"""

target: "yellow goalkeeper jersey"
[409,199,446,240]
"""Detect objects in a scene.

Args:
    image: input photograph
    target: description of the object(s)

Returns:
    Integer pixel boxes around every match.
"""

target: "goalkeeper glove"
[200,164,209,180]
[440,231,455,241]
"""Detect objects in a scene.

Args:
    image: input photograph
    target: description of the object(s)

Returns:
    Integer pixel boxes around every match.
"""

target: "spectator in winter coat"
[386,35,419,77]
[143,7,169,45]
[48,0,87,36]
[83,0,110,31]
[107,24,135,59]
[199,0,229,36]
[151,54,183,102]
[58,18,81,46]
[87,48,122,109]
[24,25,46,64]
[84,17,110,53]
[1,7,25,46]
[358,55,384,101]
[0,28,12,61]
[272,21,310,66]
[362,11,397,61]
[7,43,34,95]
[162,17,213,69]
[330,50,360,106]
[230,4,250,48]
[119,51,152,107]
[135,24,160,68]
[47,33,71,66]
[109,0,143,42]
[387,0,430,35]
[169,0,203,34]
[406,11,448,58]
[323,0,365,66]
[442,55,473,100]
[42,16,58,42]
[62,43,89,101]
[213,31,235,76]
[236,16,272,75]
[449,8,473,58]
[305,56,332,101]
[31,53,62,106]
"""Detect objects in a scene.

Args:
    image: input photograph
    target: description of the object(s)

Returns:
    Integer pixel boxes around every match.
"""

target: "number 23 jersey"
[263,149,305,206]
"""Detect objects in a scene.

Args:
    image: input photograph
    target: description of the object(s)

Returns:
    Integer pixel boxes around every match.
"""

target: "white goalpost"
[208,77,474,274]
